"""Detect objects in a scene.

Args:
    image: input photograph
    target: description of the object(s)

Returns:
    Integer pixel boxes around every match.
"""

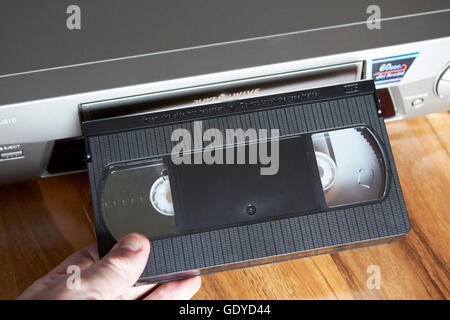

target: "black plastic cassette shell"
[81,80,409,283]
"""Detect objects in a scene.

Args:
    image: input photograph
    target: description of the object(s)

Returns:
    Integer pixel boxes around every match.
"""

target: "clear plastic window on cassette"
[100,126,388,241]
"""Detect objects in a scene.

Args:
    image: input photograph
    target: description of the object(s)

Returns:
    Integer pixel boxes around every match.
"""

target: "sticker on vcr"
[372,52,419,85]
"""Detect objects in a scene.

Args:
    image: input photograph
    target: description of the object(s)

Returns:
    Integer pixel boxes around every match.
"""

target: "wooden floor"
[0,112,448,300]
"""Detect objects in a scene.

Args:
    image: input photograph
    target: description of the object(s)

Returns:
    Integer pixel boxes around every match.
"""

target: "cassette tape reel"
[101,160,176,240]
[312,127,387,207]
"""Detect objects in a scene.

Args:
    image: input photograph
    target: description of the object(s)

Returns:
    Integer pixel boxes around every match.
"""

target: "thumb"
[81,233,150,299]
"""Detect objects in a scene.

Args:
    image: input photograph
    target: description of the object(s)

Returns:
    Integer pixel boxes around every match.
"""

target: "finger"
[144,276,201,300]
[47,243,99,276]
[119,283,158,300]
[81,233,150,299]
[17,243,100,300]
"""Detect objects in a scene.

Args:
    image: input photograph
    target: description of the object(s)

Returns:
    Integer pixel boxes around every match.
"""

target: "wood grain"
[0,112,448,300]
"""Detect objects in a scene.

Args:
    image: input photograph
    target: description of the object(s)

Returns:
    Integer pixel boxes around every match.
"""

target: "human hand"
[17,233,201,300]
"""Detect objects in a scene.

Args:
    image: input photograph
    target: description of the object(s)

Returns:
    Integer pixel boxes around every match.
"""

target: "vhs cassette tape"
[81,80,409,284]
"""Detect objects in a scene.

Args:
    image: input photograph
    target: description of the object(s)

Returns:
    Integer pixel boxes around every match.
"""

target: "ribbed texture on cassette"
[87,93,409,280]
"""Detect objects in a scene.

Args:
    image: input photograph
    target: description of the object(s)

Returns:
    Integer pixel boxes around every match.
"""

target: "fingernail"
[118,234,144,252]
